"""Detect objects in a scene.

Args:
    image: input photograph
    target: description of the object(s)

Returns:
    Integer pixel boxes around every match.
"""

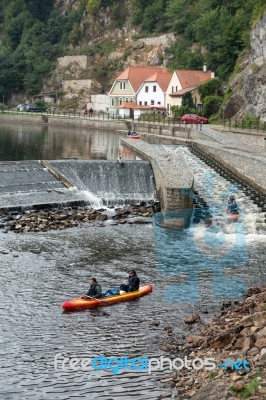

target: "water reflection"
[0,122,134,161]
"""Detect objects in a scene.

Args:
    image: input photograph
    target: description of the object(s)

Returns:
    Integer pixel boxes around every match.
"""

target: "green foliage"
[86,0,100,14]
[132,0,168,32]
[167,40,204,70]
[181,92,195,108]
[198,78,221,101]
[171,105,198,117]
[0,103,7,113]
[202,95,223,117]
[0,1,84,100]
[231,376,260,399]
[110,2,128,28]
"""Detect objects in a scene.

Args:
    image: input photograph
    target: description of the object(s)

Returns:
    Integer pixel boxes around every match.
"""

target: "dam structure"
[0,160,157,211]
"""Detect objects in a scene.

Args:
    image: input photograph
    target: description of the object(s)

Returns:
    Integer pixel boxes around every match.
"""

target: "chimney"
[203,64,207,72]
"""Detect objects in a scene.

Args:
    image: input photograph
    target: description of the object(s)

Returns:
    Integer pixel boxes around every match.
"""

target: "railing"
[2,109,265,132]
[224,118,266,132]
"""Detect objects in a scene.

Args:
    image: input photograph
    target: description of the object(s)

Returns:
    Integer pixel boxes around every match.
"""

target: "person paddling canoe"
[227,195,239,214]
[120,270,140,293]
[81,277,102,299]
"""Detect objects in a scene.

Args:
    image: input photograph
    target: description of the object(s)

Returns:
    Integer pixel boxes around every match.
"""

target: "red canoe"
[62,284,153,311]
[226,210,240,222]
[127,135,141,139]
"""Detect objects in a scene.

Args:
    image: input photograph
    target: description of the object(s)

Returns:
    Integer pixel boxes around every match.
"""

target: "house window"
[145,86,149,93]
[157,101,161,105]
[119,81,126,90]
[125,98,129,103]
[111,97,114,107]
[119,98,123,105]
[144,101,148,105]
[167,103,170,111]
[151,100,154,105]
[172,86,174,93]
[130,98,133,102]
[153,86,156,92]
[139,101,142,105]
[176,86,178,92]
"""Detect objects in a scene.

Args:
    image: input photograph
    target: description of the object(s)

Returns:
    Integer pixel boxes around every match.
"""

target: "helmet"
[230,195,235,200]
[128,269,136,275]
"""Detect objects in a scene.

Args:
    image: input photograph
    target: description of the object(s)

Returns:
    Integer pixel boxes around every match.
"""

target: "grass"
[230,376,261,399]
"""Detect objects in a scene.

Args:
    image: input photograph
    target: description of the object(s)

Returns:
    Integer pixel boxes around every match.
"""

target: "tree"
[202,95,223,117]
[181,92,195,108]
[198,78,221,101]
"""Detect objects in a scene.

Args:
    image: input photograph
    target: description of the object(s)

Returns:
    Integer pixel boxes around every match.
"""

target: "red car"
[181,114,208,124]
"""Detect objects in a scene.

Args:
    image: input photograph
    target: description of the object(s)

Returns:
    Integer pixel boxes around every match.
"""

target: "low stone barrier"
[121,139,194,212]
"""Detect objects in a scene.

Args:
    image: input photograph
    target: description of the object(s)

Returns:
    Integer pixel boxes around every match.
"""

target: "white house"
[137,69,172,108]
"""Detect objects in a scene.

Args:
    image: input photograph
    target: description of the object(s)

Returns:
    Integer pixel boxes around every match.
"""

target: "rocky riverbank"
[158,287,266,399]
[0,202,160,233]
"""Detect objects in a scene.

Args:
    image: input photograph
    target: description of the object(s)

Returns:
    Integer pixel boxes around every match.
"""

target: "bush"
[0,102,7,113]
[202,96,223,118]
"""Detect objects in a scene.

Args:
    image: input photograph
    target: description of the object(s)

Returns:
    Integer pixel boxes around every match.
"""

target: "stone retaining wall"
[121,138,194,211]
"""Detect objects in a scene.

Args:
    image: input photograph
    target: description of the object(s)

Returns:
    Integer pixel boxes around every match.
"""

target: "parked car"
[25,104,45,112]
[181,114,208,124]
[16,103,28,111]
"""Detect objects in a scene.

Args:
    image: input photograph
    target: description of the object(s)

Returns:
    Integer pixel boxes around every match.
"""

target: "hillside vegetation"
[0,0,265,103]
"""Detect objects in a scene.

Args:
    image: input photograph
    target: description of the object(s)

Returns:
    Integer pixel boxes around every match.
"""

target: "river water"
[0,123,265,400]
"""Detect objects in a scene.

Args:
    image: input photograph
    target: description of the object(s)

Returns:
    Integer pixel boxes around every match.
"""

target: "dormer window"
[120,81,126,90]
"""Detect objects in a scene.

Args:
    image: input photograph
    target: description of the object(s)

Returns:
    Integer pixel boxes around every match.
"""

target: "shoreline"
[158,287,266,399]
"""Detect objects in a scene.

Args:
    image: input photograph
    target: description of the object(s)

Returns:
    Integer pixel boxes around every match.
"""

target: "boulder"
[210,332,232,349]
[184,313,201,324]
[191,382,229,400]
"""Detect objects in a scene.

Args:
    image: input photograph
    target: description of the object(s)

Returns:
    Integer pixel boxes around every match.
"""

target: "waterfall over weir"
[48,160,157,207]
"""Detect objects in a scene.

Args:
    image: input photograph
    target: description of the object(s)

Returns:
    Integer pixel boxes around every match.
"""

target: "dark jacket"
[86,283,102,298]
[128,275,140,290]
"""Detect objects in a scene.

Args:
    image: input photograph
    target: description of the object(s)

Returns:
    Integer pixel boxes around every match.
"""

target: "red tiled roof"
[117,102,166,111]
[175,70,212,89]
[143,70,173,92]
[169,85,197,96]
[117,102,140,109]
[116,66,163,92]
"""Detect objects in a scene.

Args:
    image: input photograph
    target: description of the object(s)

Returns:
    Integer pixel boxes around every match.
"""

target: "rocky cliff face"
[226,11,266,121]
[43,1,174,110]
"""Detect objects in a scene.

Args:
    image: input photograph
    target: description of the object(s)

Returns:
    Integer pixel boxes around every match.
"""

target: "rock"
[248,347,260,356]
[132,40,145,50]
[149,320,160,326]
[255,326,266,348]
[253,311,266,328]
[190,382,229,400]
[186,335,207,347]
[210,332,232,349]
[260,348,266,362]
[160,343,176,352]
[234,337,252,350]
[184,313,201,324]
[231,374,243,382]
[96,214,108,222]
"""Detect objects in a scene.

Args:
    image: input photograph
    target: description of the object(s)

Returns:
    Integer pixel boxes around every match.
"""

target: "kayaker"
[120,270,140,292]
[81,277,102,299]
[227,195,239,214]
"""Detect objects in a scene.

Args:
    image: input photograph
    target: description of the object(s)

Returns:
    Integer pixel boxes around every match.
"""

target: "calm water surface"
[0,122,130,161]
[0,122,265,399]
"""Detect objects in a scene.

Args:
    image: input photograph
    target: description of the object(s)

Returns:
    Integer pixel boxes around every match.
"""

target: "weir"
[47,160,156,206]
[0,160,157,210]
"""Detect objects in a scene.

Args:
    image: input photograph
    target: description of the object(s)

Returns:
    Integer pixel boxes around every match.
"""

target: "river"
[0,122,265,400]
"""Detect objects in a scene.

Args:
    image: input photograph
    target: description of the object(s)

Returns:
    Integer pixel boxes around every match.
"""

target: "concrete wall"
[48,116,127,131]
[57,56,87,70]
[121,138,194,212]
[62,79,92,94]
[86,94,109,112]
